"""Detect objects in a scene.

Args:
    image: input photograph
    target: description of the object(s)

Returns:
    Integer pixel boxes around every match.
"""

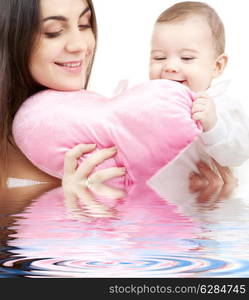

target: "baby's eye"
[153,57,166,61]
[181,57,194,61]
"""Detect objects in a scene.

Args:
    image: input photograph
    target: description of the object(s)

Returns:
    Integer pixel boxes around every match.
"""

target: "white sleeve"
[200,96,249,167]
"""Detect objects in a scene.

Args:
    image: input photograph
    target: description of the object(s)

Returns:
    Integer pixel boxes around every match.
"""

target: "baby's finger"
[76,146,117,178]
[192,111,204,121]
[194,91,209,98]
[192,103,206,114]
[88,167,126,183]
[64,144,96,175]
[194,97,207,105]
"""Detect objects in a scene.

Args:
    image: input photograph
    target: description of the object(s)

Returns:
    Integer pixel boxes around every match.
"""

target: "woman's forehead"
[40,0,89,18]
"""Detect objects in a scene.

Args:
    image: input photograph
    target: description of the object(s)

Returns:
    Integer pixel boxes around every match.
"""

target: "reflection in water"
[0,181,59,277]
[1,178,249,278]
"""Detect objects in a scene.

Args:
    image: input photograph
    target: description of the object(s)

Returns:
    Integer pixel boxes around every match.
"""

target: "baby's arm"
[196,95,249,167]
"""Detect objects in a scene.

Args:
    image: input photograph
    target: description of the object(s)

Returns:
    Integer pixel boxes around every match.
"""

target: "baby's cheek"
[149,65,160,80]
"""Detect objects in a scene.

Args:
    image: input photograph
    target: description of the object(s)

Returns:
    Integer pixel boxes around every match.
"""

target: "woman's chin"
[49,81,86,91]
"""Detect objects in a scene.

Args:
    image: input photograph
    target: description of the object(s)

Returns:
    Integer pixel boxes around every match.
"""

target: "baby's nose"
[163,60,180,73]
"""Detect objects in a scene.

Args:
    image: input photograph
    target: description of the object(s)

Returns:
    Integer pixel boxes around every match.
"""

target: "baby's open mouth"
[172,79,185,84]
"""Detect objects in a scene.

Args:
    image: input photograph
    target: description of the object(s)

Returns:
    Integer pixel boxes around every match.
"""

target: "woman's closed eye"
[78,22,92,30]
[45,24,91,38]
[45,29,63,38]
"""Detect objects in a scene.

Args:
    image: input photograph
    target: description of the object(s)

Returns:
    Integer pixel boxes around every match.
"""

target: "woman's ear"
[213,53,228,78]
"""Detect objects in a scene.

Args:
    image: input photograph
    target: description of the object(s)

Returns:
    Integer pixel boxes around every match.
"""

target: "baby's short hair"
[156,1,225,55]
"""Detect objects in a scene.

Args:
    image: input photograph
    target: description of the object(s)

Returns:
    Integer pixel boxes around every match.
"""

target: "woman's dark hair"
[0,0,98,186]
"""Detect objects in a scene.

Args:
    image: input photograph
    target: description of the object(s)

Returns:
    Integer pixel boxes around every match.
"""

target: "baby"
[150,1,249,168]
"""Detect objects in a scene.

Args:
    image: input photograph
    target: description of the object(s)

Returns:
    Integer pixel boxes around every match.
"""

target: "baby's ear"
[213,53,228,78]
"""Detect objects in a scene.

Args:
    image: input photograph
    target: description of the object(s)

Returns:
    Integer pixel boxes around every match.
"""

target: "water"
[1,179,249,278]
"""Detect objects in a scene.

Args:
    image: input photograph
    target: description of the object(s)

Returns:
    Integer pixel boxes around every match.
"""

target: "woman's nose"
[65,31,91,54]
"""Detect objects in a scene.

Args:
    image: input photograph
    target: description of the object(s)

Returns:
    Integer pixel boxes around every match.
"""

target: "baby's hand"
[192,92,217,132]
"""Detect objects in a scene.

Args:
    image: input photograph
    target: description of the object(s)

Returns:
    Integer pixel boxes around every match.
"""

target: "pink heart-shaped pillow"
[13,79,201,185]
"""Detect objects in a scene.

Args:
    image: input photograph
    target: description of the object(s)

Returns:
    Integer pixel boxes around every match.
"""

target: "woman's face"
[29,0,95,91]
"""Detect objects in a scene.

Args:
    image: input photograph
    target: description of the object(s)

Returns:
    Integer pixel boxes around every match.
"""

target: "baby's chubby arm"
[191,91,217,132]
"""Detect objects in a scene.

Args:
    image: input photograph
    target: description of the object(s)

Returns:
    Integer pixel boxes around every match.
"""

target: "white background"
[90,0,249,112]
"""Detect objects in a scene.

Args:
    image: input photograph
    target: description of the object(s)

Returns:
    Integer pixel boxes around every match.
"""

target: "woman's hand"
[62,144,126,221]
[188,159,238,203]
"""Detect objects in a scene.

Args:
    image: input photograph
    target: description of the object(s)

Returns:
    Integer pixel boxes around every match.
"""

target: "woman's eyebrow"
[42,7,91,22]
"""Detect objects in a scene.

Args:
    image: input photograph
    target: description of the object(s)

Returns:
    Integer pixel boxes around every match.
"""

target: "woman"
[0,0,124,191]
[0,0,235,200]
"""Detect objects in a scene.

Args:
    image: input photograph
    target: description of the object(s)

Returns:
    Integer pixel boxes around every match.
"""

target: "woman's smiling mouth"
[55,60,83,74]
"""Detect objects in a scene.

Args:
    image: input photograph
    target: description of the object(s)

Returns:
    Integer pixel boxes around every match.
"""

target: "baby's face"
[150,16,220,92]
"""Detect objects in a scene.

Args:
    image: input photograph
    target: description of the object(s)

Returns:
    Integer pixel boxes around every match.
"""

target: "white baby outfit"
[149,79,249,202]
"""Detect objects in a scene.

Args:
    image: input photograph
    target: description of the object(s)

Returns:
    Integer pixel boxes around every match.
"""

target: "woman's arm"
[189,159,238,203]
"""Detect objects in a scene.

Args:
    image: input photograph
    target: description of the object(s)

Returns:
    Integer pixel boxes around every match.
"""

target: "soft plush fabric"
[12,79,201,185]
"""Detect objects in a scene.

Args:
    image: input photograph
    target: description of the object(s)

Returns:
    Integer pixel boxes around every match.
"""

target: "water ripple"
[1,255,249,278]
